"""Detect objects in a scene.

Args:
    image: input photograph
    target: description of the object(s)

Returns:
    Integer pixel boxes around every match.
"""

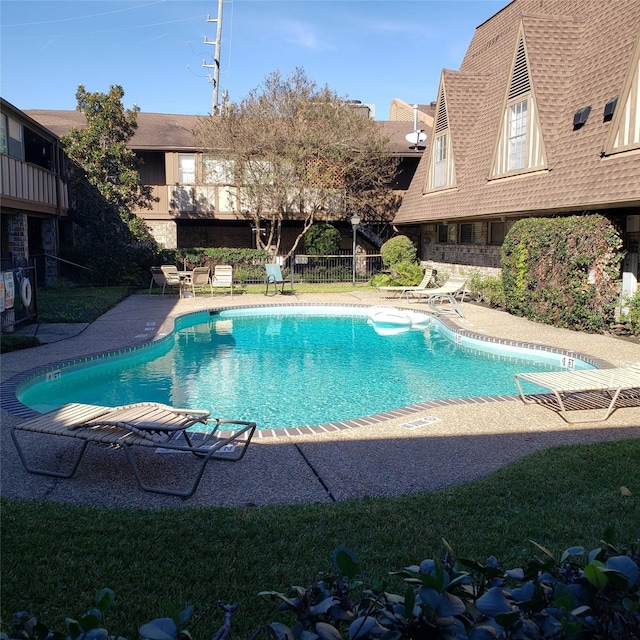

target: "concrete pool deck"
[1,290,639,508]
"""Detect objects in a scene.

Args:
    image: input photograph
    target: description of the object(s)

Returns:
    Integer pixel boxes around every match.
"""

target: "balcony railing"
[0,155,68,212]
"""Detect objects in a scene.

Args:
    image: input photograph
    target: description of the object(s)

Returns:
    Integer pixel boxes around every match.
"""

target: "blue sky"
[1,0,506,119]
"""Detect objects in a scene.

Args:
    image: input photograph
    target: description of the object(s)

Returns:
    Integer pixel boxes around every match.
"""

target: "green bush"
[501,215,624,333]
[380,236,417,269]
[620,290,640,336]
[304,223,342,255]
[6,541,639,640]
[467,271,506,309]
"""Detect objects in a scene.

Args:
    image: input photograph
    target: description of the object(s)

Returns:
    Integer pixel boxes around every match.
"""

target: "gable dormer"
[424,80,456,192]
[603,30,640,156]
[489,26,547,178]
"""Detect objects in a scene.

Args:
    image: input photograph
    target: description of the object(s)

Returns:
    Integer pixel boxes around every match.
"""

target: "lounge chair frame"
[377,268,436,299]
[11,402,256,498]
[514,364,640,423]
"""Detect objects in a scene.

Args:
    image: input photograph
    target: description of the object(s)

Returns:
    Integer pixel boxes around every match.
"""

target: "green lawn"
[1,439,638,639]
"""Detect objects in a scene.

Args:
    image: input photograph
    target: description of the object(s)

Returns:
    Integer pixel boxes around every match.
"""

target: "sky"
[1,0,507,120]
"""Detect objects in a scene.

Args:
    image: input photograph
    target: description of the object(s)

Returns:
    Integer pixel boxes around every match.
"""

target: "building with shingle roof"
[26,109,424,251]
[394,0,639,294]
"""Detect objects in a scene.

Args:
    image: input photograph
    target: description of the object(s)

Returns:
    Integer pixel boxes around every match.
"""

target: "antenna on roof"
[203,0,224,115]
[405,103,426,148]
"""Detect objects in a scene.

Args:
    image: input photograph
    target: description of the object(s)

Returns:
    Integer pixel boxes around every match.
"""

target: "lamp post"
[350,214,361,286]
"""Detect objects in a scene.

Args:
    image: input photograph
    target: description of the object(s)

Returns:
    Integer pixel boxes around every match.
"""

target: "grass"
[1,439,639,639]
[2,284,638,635]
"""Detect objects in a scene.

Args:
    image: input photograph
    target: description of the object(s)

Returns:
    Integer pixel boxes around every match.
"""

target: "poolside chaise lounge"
[11,402,257,498]
[377,267,436,299]
[408,276,468,318]
[514,363,640,423]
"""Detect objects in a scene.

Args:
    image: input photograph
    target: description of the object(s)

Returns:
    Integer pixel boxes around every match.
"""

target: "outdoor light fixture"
[350,215,361,286]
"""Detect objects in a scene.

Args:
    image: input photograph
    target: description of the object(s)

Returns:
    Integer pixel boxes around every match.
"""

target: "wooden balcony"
[0,155,68,214]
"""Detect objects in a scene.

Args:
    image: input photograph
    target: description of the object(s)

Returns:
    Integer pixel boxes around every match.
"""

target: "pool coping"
[1,302,612,438]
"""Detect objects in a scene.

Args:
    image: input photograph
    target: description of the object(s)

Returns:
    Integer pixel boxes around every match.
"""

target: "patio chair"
[408,276,468,317]
[211,265,234,296]
[265,263,293,296]
[514,363,640,423]
[185,266,213,297]
[377,267,437,299]
[11,402,257,498]
[155,265,184,297]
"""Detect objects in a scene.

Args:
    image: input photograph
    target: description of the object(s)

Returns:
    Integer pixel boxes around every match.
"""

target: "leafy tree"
[196,68,400,261]
[60,85,159,284]
[304,223,341,255]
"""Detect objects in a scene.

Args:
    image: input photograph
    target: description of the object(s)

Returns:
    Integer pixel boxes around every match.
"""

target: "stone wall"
[147,220,177,249]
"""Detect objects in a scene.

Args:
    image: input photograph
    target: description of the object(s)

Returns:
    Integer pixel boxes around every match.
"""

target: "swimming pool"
[17,305,593,431]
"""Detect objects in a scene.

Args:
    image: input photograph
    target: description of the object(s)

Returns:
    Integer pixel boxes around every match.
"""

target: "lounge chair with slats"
[11,402,257,498]
[184,266,214,297]
[377,267,436,299]
[514,363,640,423]
[408,276,468,318]
[211,265,234,296]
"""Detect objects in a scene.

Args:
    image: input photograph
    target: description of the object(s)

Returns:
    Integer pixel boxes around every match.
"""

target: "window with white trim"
[178,154,196,184]
[508,100,527,171]
[433,134,447,188]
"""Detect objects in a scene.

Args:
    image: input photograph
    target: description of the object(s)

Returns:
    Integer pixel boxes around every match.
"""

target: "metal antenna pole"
[203,0,224,114]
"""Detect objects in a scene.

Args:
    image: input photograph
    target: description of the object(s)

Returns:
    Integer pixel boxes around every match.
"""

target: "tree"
[60,85,158,284]
[196,68,400,260]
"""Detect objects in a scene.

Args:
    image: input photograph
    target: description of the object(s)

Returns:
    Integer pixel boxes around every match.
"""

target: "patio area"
[1,290,639,508]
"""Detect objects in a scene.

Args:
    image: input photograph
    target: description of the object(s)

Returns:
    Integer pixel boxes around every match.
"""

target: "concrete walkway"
[2,291,639,508]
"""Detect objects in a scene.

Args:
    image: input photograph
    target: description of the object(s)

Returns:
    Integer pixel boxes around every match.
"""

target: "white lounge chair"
[377,268,436,299]
[11,402,256,497]
[212,265,234,296]
[408,276,468,317]
[514,363,640,423]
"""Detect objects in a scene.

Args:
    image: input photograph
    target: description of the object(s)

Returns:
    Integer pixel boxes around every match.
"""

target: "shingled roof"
[395,0,640,224]
[25,110,425,157]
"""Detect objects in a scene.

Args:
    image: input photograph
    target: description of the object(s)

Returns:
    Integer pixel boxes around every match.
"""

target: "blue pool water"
[18,306,590,430]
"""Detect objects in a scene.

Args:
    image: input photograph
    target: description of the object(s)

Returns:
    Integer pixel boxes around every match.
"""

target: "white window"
[433,134,447,188]
[508,100,527,171]
[178,154,196,184]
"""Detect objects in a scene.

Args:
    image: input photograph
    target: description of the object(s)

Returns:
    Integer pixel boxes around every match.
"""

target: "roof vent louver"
[573,106,591,129]
[603,96,618,122]
[434,93,448,134]
[508,37,530,100]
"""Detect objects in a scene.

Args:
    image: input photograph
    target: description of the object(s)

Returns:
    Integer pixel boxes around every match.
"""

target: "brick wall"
[7,215,28,265]
[147,220,177,249]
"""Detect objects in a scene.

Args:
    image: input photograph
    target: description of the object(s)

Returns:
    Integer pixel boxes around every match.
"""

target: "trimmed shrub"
[467,271,506,309]
[501,215,624,333]
[380,236,417,269]
[620,289,640,336]
[304,223,342,255]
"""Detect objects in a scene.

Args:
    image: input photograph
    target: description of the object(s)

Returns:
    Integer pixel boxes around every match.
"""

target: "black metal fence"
[289,251,383,284]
